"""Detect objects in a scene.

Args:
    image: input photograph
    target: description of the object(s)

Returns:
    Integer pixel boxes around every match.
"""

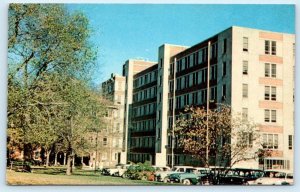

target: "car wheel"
[163,177,169,183]
[183,179,191,185]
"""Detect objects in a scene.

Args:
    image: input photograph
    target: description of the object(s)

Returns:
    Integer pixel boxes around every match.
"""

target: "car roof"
[264,169,293,174]
[174,166,194,168]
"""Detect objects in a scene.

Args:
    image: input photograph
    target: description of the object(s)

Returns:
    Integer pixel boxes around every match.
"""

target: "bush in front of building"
[124,161,155,180]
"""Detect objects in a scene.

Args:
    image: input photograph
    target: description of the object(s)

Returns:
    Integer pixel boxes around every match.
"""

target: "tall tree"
[175,105,267,181]
[7,4,106,175]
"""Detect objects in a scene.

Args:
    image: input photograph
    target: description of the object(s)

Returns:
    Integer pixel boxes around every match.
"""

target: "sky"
[67,4,295,84]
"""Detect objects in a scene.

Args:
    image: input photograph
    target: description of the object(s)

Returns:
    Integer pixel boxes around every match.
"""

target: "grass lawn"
[6,168,168,185]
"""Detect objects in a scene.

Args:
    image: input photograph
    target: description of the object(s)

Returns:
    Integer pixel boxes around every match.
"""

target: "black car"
[217,168,264,185]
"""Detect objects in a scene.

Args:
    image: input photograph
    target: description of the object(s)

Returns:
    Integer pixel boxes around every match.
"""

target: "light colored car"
[169,167,210,185]
[106,165,122,176]
[250,169,293,185]
[117,164,132,177]
[155,166,194,182]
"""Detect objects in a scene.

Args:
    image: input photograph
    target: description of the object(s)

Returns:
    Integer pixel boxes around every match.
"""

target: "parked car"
[152,166,171,172]
[218,168,264,185]
[101,168,111,176]
[116,164,132,177]
[250,169,293,185]
[155,166,194,183]
[105,165,122,176]
[169,167,210,185]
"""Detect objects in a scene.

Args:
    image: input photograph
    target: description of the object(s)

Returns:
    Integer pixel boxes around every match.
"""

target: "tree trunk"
[54,152,58,166]
[66,150,74,176]
[45,149,51,167]
[81,155,84,166]
[63,152,66,165]
[72,154,75,169]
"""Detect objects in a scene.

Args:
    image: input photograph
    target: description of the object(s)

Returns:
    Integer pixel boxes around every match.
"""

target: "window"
[243,61,248,75]
[243,37,248,51]
[265,86,270,100]
[271,110,276,122]
[265,40,277,55]
[222,84,226,99]
[210,87,216,100]
[265,63,276,78]
[242,108,248,121]
[201,89,207,103]
[271,41,276,55]
[192,72,198,85]
[262,134,278,149]
[271,64,276,78]
[184,94,189,106]
[202,69,207,83]
[265,40,270,54]
[242,84,248,98]
[222,62,226,76]
[264,109,270,122]
[271,86,276,101]
[184,75,189,88]
[176,96,181,109]
[192,92,198,104]
[223,38,227,53]
[265,109,276,123]
[288,135,293,150]
[103,137,108,146]
[265,63,270,77]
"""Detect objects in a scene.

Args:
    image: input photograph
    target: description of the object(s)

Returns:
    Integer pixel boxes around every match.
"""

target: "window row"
[132,119,156,132]
[133,70,158,88]
[130,136,155,148]
[133,86,157,102]
[170,87,218,110]
[262,133,278,149]
[241,61,277,77]
[174,65,217,91]
[170,43,218,74]
[128,153,151,163]
[132,103,157,117]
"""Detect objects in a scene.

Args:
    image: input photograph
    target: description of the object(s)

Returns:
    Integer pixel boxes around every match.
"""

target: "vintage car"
[115,164,132,177]
[250,169,293,185]
[104,164,130,176]
[168,167,210,185]
[154,166,194,182]
[217,168,264,185]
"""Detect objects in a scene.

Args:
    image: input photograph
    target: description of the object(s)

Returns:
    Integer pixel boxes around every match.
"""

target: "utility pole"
[206,41,211,167]
[171,58,177,169]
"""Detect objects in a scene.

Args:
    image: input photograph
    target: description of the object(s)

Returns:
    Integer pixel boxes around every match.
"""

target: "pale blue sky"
[67,4,294,84]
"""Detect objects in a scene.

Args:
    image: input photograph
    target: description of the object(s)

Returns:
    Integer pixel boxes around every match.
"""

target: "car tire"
[183,179,191,185]
[163,177,169,183]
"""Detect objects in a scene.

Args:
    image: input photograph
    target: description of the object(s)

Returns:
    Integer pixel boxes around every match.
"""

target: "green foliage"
[124,161,155,180]
[7,4,108,174]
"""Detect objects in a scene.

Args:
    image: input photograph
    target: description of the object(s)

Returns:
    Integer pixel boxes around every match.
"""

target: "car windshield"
[186,168,196,173]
